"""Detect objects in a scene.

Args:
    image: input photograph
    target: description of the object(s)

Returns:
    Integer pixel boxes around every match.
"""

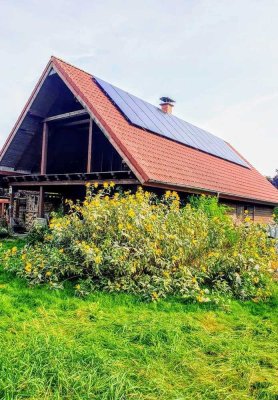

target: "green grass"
[0,239,277,400]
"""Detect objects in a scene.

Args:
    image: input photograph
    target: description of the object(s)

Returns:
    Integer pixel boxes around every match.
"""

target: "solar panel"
[94,77,249,168]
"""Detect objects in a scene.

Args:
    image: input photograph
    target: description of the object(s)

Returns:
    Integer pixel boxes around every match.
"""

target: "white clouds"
[203,92,278,175]
[0,0,277,175]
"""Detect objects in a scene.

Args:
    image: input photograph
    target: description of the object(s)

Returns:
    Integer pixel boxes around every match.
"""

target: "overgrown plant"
[273,206,278,223]
[2,184,277,302]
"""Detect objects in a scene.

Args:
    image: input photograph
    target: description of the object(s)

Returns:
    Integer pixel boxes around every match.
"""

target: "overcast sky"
[0,0,277,176]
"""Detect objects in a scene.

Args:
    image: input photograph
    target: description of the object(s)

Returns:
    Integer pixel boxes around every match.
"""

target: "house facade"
[0,57,277,230]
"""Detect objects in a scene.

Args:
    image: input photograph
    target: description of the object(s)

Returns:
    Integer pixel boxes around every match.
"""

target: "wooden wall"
[221,201,274,224]
[253,206,274,224]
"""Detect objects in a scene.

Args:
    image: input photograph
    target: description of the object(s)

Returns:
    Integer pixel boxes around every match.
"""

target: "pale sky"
[0,0,277,176]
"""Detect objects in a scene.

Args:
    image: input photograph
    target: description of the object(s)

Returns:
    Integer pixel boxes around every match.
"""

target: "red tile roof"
[51,57,278,205]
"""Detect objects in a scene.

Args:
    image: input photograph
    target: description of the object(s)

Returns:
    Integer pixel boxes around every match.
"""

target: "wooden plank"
[87,118,93,173]
[9,186,15,227]
[44,109,87,122]
[5,170,135,185]
[10,179,139,187]
[38,186,44,218]
[61,119,90,127]
[41,122,48,174]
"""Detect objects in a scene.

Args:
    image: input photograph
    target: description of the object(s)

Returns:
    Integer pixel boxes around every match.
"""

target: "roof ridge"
[51,56,93,77]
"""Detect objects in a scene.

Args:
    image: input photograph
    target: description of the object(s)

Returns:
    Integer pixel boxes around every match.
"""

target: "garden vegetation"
[2,184,277,303]
[0,239,278,399]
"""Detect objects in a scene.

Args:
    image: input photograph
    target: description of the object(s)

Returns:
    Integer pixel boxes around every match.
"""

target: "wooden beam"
[38,186,45,218]
[9,186,15,227]
[44,109,87,123]
[87,118,93,173]
[5,171,135,184]
[10,179,140,187]
[41,122,48,174]
[60,119,90,127]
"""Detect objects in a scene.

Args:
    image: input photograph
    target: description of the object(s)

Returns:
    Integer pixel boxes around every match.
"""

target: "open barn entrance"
[2,64,139,230]
[4,66,129,176]
[46,118,126,175]
[47,122,89,174]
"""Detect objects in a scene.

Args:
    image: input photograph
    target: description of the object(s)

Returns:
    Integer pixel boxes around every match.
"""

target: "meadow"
[0,238,277,400]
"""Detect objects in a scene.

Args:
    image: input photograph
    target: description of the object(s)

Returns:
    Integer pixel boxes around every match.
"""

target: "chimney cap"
[160,96,175,104]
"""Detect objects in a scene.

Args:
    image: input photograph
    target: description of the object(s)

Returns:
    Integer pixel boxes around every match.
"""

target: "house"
[0,56,277,230]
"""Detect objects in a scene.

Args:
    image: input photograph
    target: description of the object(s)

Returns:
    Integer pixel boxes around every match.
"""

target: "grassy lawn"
[0,239,277,400]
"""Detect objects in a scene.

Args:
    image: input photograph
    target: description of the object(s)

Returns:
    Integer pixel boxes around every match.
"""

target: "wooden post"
[9,186,15,227]
[87,118,93,173]
[38,186,45,218]
[41,122,48,174]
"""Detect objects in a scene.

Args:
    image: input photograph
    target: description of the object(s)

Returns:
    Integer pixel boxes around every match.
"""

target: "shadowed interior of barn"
[1,70,137,230]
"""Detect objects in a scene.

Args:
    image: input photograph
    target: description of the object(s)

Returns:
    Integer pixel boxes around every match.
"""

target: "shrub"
[0,227,9,238]
[2,184,277,302]
[26,223,49,245]
[273,207,278,223]
[0,219,11,238]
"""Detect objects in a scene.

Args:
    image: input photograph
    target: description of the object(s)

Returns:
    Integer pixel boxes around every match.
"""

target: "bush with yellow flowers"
[2,184,277,302]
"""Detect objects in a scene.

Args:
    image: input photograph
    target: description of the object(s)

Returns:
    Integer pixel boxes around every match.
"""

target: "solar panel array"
[94,77,249,168]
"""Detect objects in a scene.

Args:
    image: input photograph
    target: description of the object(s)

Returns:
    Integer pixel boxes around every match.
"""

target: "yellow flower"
[12,246,17,254]
[165,191,171,199]
[118,223,123,230]
[244,209,249,214]
[244,216,251,223]
[151,292,159,300]
[25,262,32,273]
[253,276,259,284]
[94,255,102,265]
[94,182,99,188]
[46,271,52,277]
[85,182,91,188]
[59,248,64,253]
[110,181,115,188]
[21,253,27,261]
[155,248,162,256]
[128,209,135,218]
[103,182,109,189]
[145,223,152,233]
[192,277,197,284]
[75,284,81,290]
